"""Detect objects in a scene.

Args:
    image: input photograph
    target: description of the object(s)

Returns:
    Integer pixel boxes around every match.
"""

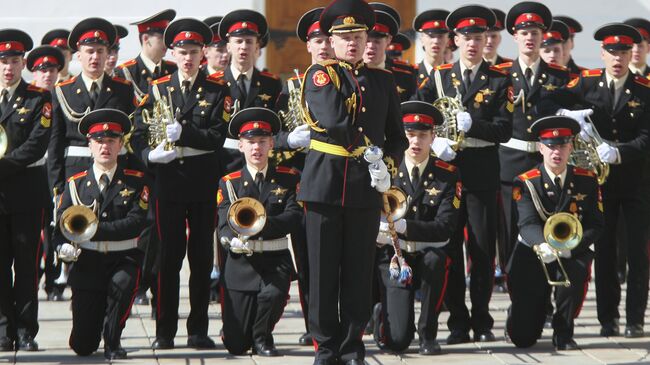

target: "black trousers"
[0,210,43,340]
[154,199,215,339]
[221,269,291,355]
[374,246,449,351]
[69,249,141,355]
[305,202,380,363]
[444,189,497,334]
[291,218,310,332]
[596,194,649,326]
[506,243,592,348]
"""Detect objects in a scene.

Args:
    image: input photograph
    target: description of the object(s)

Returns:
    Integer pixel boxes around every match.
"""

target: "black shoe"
[134,291,149,306]
[344,360,365,365]
[364,314,374,335]
[600,322,620,337]
[372,302,386,349]
[553,335,578,350]
[473,330,496,342]
[418,340,441,355]
[187,335,216,349]
[447,330,470,345]
[104,345,127,360]
[0,337,13,351]
[49,286,64,302]
[16,335,38,351]
[253,341,279,357]
[617,270,626,284]
[298,332,312,346]
[151,337,174,349]
[625,324,644,338]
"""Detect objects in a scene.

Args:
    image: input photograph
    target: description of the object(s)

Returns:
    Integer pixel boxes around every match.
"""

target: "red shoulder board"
[489,65,508,76]
[260,71,279,80]
[434,159,457,172]
[209,70,225,78]
[276,166,298,175]
[634,75,650,87]
[391,66,413,75]
[418,77,430,90]
[56,76,77,87]
[518,169,541,181]
[547,63,568,72]
[495,62,513,69]
[573,167,595,177]
[124,169,144,178]
[152,75,172,85]
[118,59,137,69]
[222,171,242,181]
[206,74,226,85]
[163,60,176,66]
[434,63,453,71]
[581,69,603,78]
[67,170,88,182]
[111,76,131,85]
[26,84,46,93]
[567,77,580,88]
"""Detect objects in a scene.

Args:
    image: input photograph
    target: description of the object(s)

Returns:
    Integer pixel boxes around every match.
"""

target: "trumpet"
[0,124,7,158]
[570,116,609,185]
[220,197,267,256]
[142,87,176,151]
[534,212,583,287]
[59,205,99,262]
[432,84,465,151]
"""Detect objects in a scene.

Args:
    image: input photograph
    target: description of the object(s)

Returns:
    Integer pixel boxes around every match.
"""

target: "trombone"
[220,197,267,256]
[534,212,583,287]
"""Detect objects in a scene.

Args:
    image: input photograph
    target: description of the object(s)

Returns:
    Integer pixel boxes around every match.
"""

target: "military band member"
[553,15,586,76]
[218,108,301,356]
[54,109,147,360]
[415,5,513,344]
[497,2,569,270]
[625,18,650,77]
[506,116,603,350]
[218,9,282,173]
[484,9,512,66]
[29,46,65,91]
[115,9,178,104]
[413,9,450,83]
[551,23,650,339]
[0,29,51,352]
[369,3,417,78]
[300,1,408,363]
[540,21,570,66]
[202,17,230,76]
[372,101,460,355]
[105,25,128,77]
[386,32,411,61]
[131,18,231,349]
[41,29,74,83]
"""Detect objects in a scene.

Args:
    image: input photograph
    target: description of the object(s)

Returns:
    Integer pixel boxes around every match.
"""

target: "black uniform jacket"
[131,71,231,202]
[0,80,51,213]
[223,67,282,110]
[384,58,417,102]
[47,74,136,194]
[513,165,604,256]
[115,55,177,103]
[298,59,408,209]
[414,60,513,191]
[218,165,302,291]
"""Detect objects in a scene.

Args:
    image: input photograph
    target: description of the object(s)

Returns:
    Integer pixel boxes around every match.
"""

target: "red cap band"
[373,23,390,34]
[88,122,123,135]
[539,128,572,139]
[420,20,448,31]
[403,113,434,126]
[0,41,25,53]
[239,121,271,134]
[494,20,503,29]
[49,38,68,47]
[211,34,222,43]
[388,43,403,51]
[603,35,634,46]
[34,56,59,68]
[78,30,109,44]
[543,31,563,41]
[568,27,577,34]
[637,28,650,40]
[137,20,171,33]
[172,31,205,45]
[454,17,488,30]
[514,13,544,27]
[228,21,260,35]
[307,21,322,38]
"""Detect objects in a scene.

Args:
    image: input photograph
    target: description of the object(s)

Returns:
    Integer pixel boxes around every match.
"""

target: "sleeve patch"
[42,102,52,119]
[567,77,579,88]
[217,188,224,205]
[513,186,522,201]
[312,70,331,87]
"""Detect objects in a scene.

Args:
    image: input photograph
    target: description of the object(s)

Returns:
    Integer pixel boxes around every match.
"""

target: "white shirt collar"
[230,64,254,81]
[543,165,567,188]
[605,71,627,91]
[460,60,482,83]
[81,72,105,92]
[246,163,269,180]
[206,65,220,76]
[140,53,162,74]
[93,163,118,189]
[423,59,435,76]
[178,71,198,91]
[0,80,21,101]
[484,54,498,65]
[404,154,430,184]
[629,63,646,76]
[518,57,541,79]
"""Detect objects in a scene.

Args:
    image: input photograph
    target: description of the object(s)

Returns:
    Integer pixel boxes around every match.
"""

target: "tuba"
[142,86,176,151]
[278,69,306,132]
[0,125,7,158]
[58,205,98,262]
[570,116,609,185]
[432,84,466,151]
[534,212,583,287]
[221,197,267,255]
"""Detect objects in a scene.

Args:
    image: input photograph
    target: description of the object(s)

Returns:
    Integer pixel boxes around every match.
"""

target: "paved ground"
[2,262,649,365]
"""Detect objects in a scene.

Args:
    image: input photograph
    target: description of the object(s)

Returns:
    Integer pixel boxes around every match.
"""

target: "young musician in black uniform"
[412,9,450,83]
[540,21,570,66]
[553,15,586,76]
[506,115,603,350]
[0,29,51,352]
[54,109,148,360]
[625,18,650,77]
[105,25,128,77]
[372,101,461,355]
[483,9,512,66]
[41,29,74,83]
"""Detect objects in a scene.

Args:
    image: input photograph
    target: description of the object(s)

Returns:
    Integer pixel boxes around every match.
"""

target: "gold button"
[613,129,618,134]
[102,212,107,218]
[354,70,359,75]
[362,107,366,112]
[527,115,532,120]
[183,120,187,125]
[527,102,532,108]
[358,127,363,132]
[361,86,366,91]
[179,159,184,165]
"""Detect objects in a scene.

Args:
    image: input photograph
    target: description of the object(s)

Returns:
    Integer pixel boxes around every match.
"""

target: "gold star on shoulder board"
[573,193,587,201]
[198,99,211,108]
[628,100,641,108]
[396,86,405,94]
[480,88,494,96]
[119,188,134,197]
[17,107,31,115]
[271,187,287,196]
[542,84,557,91]
[258,93,272,101]
[425,186,441,196]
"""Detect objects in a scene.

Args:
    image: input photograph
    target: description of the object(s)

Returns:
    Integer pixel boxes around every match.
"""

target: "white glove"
[148,143,177,164]
[557,108,594,126]
[59,243,81,262]
[431,137,457,161]
[379,218,407,234]
[579,122,594,141]
[229,237,246,250]
[369,159,390,192]
[558,249,572,259]
[287,124,311,149]
[376,230,392,245]
[456,111,473,132]
[535,242,557,264]
[597,142,618,164]
[166,120,182,142]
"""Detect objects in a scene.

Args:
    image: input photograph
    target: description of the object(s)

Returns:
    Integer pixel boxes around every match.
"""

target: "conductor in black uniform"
[300,1,408,364]
[131,18,231,350]
[414,4,513,344]
[0,29,51,352]
[218,108,302,356]
[506,116,603,350]
[372,101,461,355]
[54,109,148,360]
